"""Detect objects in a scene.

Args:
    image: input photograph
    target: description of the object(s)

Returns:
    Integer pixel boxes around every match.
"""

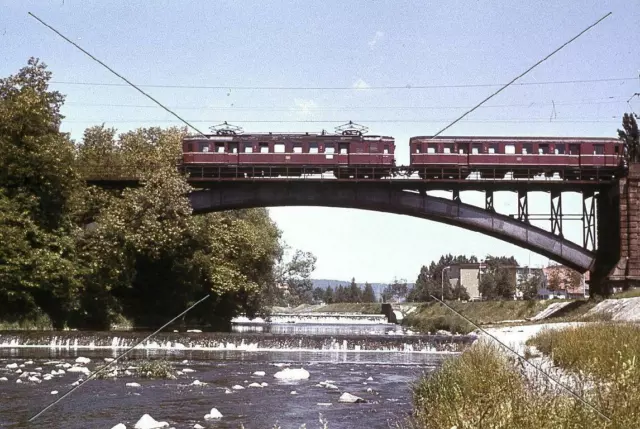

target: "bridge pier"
[591,163,640,295]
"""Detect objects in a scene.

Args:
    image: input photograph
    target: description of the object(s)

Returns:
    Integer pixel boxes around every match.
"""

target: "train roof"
[409,135,621,143]
[184,132,395,141]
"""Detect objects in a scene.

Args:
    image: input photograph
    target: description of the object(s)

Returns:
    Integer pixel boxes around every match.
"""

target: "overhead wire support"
[27,12,209,138]
[430,12,612,139]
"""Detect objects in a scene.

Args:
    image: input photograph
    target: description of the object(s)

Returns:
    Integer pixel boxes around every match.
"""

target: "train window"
[199,143,209,152]
[443,143,454,154]
[274,143,285,153]
[458,143,469,154]
[309,143,319,154]
[293,144,302,153]
[569,144,579,155]
[339,143,349,154]
[259,142,269,153]
[427,144,437,153]
[471,144,481,154]
[383,145,389,154]
[594,145,604,155]
[369,144,378,153]
[243,144,253,153]
[522,143,533,154]
[555,144,565,154]
[488,143,498,154]
[415,145,421,153]
[325,144,336,154]
[215,143,225,153]
[505,144,516,154]
[538,144,550,154]
[229,143,238,153]
[615,145,620,154]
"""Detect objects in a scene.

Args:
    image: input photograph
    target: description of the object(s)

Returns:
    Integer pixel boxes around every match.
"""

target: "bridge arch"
[189,182,594,272]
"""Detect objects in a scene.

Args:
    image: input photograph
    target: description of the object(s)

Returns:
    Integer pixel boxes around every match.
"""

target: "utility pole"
[442,266,451,301]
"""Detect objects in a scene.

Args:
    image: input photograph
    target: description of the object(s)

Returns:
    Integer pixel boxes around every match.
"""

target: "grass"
[403,299,559,334]
[610,288,640,299]
[408,334,640,428]
[527,322,640,381]
[310,303,382,314]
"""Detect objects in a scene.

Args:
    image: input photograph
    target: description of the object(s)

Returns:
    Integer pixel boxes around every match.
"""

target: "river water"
[0,322,475,429]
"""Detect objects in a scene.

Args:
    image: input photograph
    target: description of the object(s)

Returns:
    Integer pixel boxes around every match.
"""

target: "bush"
[409,342,599,428]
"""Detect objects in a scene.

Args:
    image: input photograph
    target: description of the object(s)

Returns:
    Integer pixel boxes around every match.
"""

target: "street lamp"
[442,266,450,301]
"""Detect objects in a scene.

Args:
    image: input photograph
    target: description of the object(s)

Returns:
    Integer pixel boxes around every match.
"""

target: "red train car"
[182,131,396,179]
[409,136,623,179]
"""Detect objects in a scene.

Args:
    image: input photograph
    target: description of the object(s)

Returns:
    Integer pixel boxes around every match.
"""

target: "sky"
[2,1,638,283]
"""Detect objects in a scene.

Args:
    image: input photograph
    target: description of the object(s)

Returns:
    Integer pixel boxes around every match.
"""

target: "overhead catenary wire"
[47,76,635,90]
[429,295,612,423]
[27,12,209,138]
[429,12,613,139]
[28,294,211,422]
[59,119,622,124]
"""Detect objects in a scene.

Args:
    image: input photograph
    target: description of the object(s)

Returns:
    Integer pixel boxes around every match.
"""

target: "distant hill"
[311,279,414,300]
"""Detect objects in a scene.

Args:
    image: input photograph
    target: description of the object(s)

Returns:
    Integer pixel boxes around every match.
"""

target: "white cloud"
[352,79,370,90]
[368,31,385,49]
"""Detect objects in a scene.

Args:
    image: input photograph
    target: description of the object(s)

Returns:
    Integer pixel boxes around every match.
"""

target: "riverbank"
[410,321,640,428]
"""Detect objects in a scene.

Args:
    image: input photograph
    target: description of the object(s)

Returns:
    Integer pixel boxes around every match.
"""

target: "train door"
[339,142,350,166]
[568,143,580,168]
[457,142,470,169]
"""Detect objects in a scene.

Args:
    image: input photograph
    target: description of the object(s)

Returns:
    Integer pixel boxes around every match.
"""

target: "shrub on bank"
[409,340,636,428]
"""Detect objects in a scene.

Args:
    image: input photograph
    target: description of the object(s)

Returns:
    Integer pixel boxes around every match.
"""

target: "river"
[0,320,475,429]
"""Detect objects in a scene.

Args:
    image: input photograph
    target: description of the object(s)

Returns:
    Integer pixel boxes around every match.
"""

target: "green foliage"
[362,282,376,303]
[382,278,409,302]
[409,342,603,429]
[408,254,478,302]
[0,59,286,330]
[619,113,639,164]
[272,248,317,306]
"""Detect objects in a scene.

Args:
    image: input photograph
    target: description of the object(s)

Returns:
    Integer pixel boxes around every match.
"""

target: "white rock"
[28,376,41,383]
[260,382,268,387]
[290,390,297,395]
[191,380,206,386]
[366,387,373,393]
[6,363,17,369]
[51,390,58,395]
[273,368,310,380]
[204,407,223,420]
[367,376,373,381]
[182,368,195,373]
[111,424,127,429]
[338,392,366,403]
[35,367,42,371]
[24,360,33,365]
[187,329,202,333]
[104,358,115,363]
[19,364,25,368]
[248,382,262,388]
[71,380,80,386]
[75,357,91,364]
[194,424,204,429]
[324,383,338,390]
[68,366,90,375]
[43,375,53,381]
[224,388,233,394]
[126,382,141,388]
[252,371,266,376]
[231,385,244,390]
[16,379,22,384]
[133,413,169,429]
[0,377,7,382]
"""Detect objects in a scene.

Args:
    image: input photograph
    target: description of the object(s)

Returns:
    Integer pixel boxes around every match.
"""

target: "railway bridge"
[87,164,640,296]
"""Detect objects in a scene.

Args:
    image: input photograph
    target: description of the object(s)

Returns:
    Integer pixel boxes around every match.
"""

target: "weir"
[0,331,474,353]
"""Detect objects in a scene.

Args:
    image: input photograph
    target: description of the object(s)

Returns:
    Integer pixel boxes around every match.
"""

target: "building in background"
[538,265,587,299]
[448,263,484,300]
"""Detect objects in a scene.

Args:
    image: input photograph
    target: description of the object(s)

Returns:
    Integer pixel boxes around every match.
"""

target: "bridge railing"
[81,164,620,184]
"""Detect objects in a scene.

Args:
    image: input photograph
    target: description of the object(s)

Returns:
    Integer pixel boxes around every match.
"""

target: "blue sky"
[2,1,638,282]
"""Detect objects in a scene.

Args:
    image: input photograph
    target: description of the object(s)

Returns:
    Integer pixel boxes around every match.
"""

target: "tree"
[451,280,470,301]
[312,287,325,303]
[382,278,409,303]
[324,286,335,304]
[272,248,317,306]
[619,113,639,164]
[348,277,361,303]
[362,282,376,303]
[520,270,543,300]
[546,268,561,292]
